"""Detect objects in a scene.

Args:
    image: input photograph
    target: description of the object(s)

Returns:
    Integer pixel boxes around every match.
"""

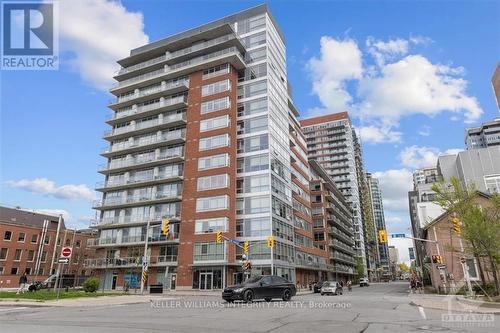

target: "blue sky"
[1,1,499,261]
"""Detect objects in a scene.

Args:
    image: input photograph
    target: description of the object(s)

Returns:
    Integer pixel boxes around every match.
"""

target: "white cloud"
[399,145,463,169]
[56,0,149,90]
[357,124,402,144]
[34,209,71,221]
[418,125,431,137]
[373,169,413,213]
[306,36,483,142]
[366,37,409,66]
[6,178,95,201]
[306,36,362,113]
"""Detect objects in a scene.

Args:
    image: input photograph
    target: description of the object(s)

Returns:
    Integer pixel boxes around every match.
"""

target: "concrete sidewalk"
[409,294,500,314]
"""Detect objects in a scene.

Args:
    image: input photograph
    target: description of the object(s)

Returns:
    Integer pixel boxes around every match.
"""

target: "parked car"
[359,278,370,287]
[222,275,296,303]
[313,281,324,293]
[320,281,343,295]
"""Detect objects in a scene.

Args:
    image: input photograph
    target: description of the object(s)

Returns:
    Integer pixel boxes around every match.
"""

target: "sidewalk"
[0,294,159,307]
[409,293,500,314]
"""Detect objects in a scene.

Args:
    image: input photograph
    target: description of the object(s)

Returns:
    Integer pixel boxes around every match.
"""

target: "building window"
[44,235,50,245]
[11,267,18,275]
[236,154,269,173]
[193,242,224,262]
[202,63,230,80]
[75,240,81,248]
[25,267,32,275]
[197,174,229,191]
[236,195,270,215]
[17,232,25,242]
[27,250,35,262]
[14,249,22,261]
[195,218,229,234]
[0,248,7,260]
[484,174,500,194]
[196,195,229,212]
[467,258,479,279]
[198,153,229,171]
[3,231,12,241]
[200,115,229,132]
[237,174,270,194]
[0,267,3,275]
[31,234,38,243]
[41,251,47,263]
[199,134,229,151]
[201,79,230,97]
[200,97,230,114]
[65,238,71,246]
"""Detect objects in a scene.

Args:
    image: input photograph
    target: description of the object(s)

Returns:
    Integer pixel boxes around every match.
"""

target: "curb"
[456,296,500,310]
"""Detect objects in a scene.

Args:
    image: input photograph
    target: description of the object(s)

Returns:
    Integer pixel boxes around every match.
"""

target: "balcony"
[331,252,356,265]
[87,234,179,247]
[93,190,182,210]
[329,240,356,255]
[109,79,189,110]
[98,148,184,174]
[111,46,245,95]
[114,31,245,81]
[294,257,329,270]
[96,172,182,192]
[101,129,186,157]
[329,227,355,245]
[104,113,187,140]
[107,95,188,124]
[90,214,180,229]
[83,255,177,269]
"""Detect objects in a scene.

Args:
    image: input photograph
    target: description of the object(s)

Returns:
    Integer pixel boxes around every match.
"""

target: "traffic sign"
[437,265,446,270]
[61,247,72,258]
[229,239,240,245]
[58,257,70,264]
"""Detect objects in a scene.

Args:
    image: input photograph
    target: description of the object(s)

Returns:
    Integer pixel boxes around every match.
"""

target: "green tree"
[356,257,365,281]
[432,177,500,295]
[398,262,410,273]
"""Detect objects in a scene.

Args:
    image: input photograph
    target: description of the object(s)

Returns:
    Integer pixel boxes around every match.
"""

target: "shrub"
[83,277,99,293]
[473,283,496,296]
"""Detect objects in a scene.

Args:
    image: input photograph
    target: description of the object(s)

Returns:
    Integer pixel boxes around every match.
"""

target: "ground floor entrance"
[192,268,222,290]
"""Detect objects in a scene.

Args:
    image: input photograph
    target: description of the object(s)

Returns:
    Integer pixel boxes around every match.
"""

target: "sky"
[1,0,499,264]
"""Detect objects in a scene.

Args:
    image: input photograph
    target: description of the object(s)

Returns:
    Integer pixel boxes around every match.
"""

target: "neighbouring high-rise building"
[465,118,500,149]
[309,159,356,281]
[300,112,368,275]
[89,4,332,290]
[366,173,390,279]
[492,63,500,110]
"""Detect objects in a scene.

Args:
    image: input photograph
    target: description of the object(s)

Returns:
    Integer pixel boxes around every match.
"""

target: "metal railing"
[110,95,187,121]
[93,190,182,208]
[99,148,184,172]
[92,214,180,227]
[113,79,189,105]
[96,171,182,189]
[104,113,187,137]
[101,129,186,154]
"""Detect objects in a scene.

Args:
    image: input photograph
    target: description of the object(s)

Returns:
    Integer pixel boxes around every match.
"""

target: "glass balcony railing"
[113,79,189,105]
[92,213,180,227]
[84,255,178,268]
[116,33,242,77]
[113,46,242,89]
[104,113,186,137]
[101,129,186,154]
[109,95,187,121]
[96,171,182,190]
[99,148,184,172]
[94,190,182,208]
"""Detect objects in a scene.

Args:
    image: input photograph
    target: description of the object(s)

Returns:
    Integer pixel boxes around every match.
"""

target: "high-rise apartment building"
[492,63,500,110]
[465,118,500,149]
[366,173,390,278]
[89,5,328,290]
[309,160,356,281]
[300,112,368,273]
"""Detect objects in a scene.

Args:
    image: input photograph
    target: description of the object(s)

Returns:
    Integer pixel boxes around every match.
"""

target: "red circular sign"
[61,247,72,257]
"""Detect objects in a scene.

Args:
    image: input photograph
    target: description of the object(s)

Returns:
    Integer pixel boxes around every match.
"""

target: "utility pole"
[140,219,151,295]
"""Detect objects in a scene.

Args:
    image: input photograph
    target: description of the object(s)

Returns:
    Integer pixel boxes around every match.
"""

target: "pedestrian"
[17,273,28,294]
[347,280,352,292]
[410,277,416,294]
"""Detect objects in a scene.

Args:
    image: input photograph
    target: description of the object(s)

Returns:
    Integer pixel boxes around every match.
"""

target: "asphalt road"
[0,282,497,332]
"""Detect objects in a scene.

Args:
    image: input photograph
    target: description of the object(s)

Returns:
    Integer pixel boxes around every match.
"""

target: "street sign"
[58,257,69,264]
[61,247,72,258]
[437,265,446,270]
[229,239,240,245]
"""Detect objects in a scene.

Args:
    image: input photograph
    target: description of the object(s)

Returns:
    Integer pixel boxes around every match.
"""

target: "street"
[0,282,497,332]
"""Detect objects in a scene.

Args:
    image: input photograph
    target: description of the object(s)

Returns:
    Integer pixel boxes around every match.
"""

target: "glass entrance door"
[199,272,213,290]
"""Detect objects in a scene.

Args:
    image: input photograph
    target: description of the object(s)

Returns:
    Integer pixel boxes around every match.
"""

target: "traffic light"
[452,217,461,235]
[161,218,170,236]
[216,231,223,243]
[243,241,249,254]
[378,230,388,244]
[267,236,275,248]
[432,255,444,264]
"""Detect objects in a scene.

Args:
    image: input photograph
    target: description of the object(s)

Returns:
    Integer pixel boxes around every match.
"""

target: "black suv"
[222,275,296,303]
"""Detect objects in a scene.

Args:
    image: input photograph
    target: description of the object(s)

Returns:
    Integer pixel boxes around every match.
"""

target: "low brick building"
[0,206,95,288]
[422,192,495,293]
